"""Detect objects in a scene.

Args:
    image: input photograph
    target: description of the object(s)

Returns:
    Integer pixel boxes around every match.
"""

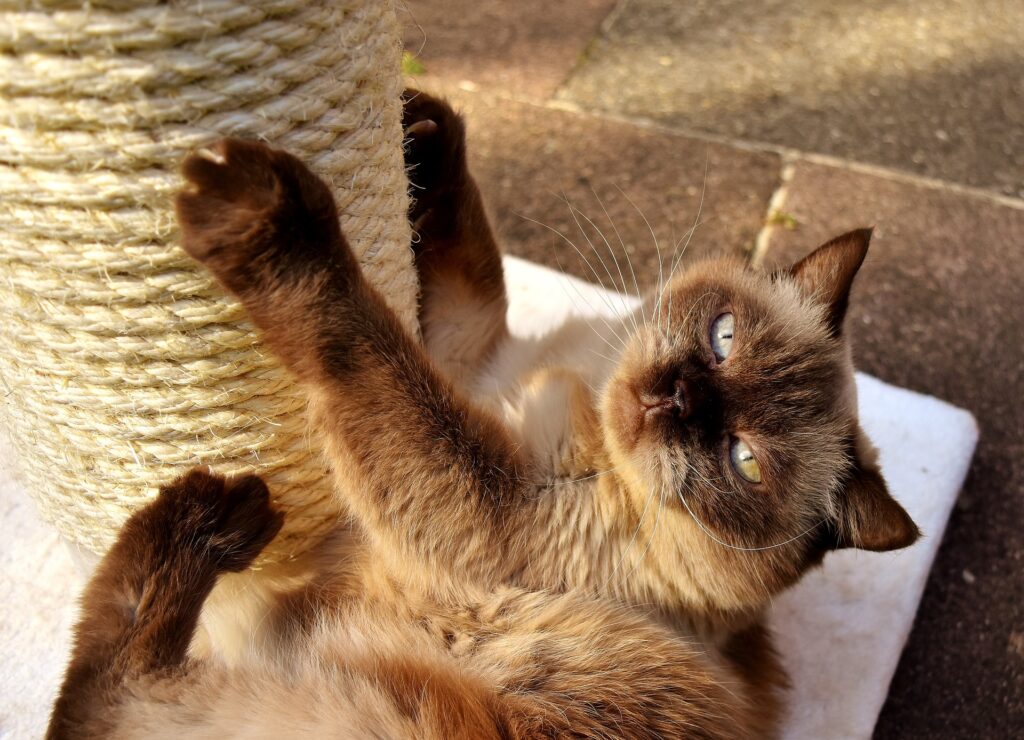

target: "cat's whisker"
[516,211,631,349]
[545,465,622,487]
[657,290,720,345]
[616,485,667,586]
[668,152,710,279]
[528,237,628,353]
[558,193,627,296]
[665,151,710,335]
[549,265,630,353]
[677,470,827,552]
[599,477,660,593]
[589,184,648,330]
[659,152,708,335]
[668,216,713,289]
[555,192,640,331]
[587,347,618,365]
[665,212,712,335]
[561,195,641,335]
[535,195,610,299]
[614,185,664,332]
[546,269,622,354]
[684,462,731,497]
[575,305,628,355]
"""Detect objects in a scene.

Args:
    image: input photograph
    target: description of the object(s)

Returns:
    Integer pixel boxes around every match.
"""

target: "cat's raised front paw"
[402,89,469,228]
[175,138,343,294]
[144,468,285,573]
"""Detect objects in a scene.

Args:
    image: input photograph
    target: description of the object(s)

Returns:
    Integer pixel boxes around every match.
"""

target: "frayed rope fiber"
[0,0,417,559]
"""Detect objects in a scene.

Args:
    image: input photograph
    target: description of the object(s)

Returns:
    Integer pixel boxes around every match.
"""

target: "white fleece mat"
[0,257,977,739]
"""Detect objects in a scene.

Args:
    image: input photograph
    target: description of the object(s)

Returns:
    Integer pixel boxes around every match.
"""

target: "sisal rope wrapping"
[0,0,418,558]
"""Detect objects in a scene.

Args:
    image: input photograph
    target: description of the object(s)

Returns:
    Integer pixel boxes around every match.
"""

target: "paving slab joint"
[549,0,635,105]
[542,101,1024,214]
[751,159,797,268]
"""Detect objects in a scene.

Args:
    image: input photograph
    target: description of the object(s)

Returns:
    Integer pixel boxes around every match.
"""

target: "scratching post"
[0,0,417,558]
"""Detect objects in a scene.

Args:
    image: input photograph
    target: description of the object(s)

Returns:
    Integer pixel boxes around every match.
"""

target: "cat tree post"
[0,0,417,558]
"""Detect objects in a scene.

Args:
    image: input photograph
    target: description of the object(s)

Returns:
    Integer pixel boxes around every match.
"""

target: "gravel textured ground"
[557,0,1024,197]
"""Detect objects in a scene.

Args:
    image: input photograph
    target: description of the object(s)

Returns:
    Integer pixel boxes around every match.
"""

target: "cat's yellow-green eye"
[710,312,734,362]
[729,437,762,483]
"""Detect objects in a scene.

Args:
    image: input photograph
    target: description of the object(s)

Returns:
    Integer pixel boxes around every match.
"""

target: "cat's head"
[600,229,919,613]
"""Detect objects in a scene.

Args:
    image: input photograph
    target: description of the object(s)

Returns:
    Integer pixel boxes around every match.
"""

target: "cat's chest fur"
[468,318,619,480]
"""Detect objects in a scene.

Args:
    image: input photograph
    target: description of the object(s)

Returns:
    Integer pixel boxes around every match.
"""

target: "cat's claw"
[405,118,439,139]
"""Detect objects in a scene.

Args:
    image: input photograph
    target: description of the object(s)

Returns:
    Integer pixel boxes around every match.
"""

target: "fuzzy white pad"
[503,256,978,739]
[0,257,977,739]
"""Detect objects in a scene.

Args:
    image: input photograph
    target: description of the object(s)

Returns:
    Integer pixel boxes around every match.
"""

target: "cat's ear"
[790,228,872,336]
[828,456,920,552]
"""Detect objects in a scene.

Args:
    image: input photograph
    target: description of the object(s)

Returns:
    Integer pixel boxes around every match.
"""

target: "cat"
[48,90,919,738]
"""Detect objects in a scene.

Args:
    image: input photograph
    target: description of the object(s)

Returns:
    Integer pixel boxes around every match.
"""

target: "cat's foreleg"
[403,89,509,384]
[175,140,534,587]
[47,470,282,738]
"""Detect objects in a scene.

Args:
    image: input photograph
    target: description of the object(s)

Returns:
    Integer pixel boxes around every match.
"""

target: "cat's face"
[600,230,919,611]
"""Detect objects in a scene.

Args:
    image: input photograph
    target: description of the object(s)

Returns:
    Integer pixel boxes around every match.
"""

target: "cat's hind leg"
[47,469,282,739]
[403,89,509,384]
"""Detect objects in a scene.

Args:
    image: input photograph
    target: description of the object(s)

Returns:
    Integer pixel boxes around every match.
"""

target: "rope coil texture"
[0,0,417,559]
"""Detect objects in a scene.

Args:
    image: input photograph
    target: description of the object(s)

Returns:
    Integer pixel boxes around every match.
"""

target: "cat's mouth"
[606,374,693,454]
[639,395,675,415]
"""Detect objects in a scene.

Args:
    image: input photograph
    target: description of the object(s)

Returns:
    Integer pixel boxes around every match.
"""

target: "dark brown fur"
[48,471,282,738]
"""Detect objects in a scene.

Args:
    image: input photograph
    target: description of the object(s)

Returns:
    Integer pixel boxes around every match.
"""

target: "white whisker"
[515,211,629,352]
[548,262,625,353]
[555,192,640,333]
[677,470,826,552]
[587,347,618,364]
[667,152,710,334]
[599,479,659,592]
[615,185,664,330]
[545,465,621,487]
[562,195,640,334]
[658,290,720,343]
[616,486,667,585]
[590,185,649,329]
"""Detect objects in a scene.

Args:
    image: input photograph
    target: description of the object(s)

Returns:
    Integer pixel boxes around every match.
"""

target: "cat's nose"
[670,377,693,419]
[640,377,693,420]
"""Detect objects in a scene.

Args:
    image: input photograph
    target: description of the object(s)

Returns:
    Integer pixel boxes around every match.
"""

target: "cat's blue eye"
[729,437,762,484]
[710,312,734,362]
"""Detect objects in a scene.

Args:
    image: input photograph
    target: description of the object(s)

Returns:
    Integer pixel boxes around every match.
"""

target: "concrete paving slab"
[759,161,1024,737]
[558,0,1024,197]
[399,0,620,100]
[432,89,782,293]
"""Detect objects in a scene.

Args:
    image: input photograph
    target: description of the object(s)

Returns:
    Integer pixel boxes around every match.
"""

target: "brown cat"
[49,90,918,737]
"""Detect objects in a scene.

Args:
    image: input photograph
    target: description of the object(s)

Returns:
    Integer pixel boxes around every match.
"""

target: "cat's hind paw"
[147,468,284,573]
